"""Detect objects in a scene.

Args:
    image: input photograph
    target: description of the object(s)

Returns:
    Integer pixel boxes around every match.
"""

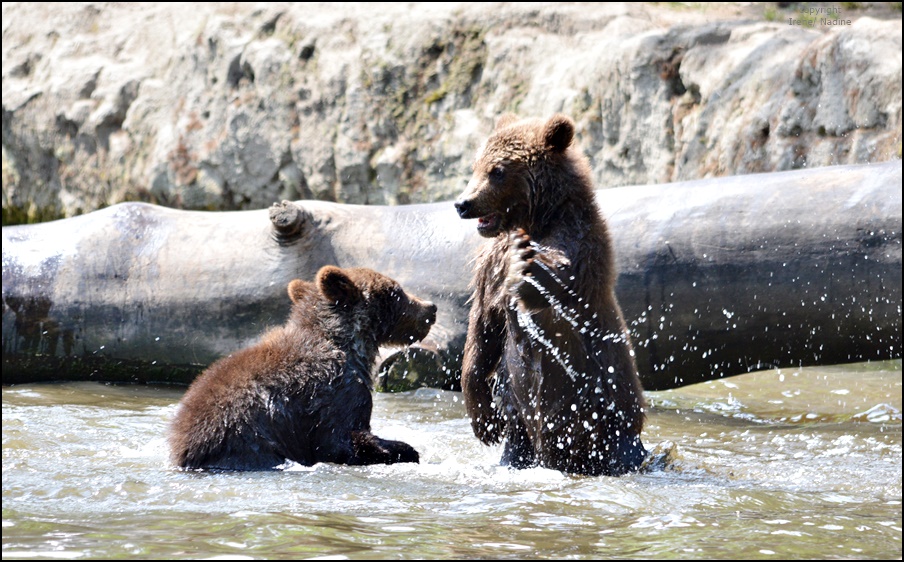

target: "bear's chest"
[504,308,592,396]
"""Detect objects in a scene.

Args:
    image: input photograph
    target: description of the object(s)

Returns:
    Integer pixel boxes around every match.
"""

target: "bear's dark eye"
[489,166,505,182]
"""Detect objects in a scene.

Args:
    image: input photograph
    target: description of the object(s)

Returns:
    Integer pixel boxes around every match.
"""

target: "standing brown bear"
[169,266,437,470]
[454,113,646,476]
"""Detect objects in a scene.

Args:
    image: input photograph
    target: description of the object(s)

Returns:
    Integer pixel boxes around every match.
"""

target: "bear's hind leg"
[608,433,647,476]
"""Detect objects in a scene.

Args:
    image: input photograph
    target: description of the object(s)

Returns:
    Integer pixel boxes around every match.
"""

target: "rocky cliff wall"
[2,2,901,224]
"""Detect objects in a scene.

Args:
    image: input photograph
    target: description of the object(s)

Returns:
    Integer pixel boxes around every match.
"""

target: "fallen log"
[2,162,901,389]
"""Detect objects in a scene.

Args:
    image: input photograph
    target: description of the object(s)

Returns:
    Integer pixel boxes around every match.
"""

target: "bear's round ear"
[317,266,361,306]
[495,113,519,130]
[543,113,574,153]
[287,279,315,304]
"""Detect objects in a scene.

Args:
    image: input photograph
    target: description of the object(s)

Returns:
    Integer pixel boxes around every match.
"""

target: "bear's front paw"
[472,408,505,445]
[504,228,536,298]
[506,229,557,311]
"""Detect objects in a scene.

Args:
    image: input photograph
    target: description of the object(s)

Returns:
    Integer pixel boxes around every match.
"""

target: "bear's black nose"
[454,200,472,218]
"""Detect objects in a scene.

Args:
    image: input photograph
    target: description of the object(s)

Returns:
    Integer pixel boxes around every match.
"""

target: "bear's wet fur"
[454,113,646,476]
[169,266,436,470]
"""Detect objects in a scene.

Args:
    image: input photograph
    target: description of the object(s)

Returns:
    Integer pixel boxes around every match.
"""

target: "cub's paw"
[384,439,420,464]
[351,432,420,465]
[504,229,574,311]
[504,228,536,299]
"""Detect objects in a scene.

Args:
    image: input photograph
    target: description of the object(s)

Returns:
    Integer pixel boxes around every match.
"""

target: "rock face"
[2,3,901,223]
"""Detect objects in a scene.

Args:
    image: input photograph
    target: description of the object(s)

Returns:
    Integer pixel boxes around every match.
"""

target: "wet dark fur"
[454,113,646,476]
[169,266,436,470]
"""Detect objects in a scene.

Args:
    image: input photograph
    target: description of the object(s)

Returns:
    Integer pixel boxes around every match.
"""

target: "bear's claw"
[505,229,536,296]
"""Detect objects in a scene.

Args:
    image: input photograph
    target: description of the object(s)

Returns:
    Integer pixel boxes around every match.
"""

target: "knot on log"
[269,200,306,244]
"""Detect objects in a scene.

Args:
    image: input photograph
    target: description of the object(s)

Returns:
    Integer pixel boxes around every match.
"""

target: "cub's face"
[454,113,576,238]
[374,285,438,347]
[455,153,532,238]
[312,266,437,347]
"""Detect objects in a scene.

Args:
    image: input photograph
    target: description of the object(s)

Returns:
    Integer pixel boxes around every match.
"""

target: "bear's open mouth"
[476,213,501,234]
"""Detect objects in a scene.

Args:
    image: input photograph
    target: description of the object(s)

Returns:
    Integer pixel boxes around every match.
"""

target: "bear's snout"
[454,199,474,219]
[409,299,437,342]
[414,299,437,328]
[423,301,437,324]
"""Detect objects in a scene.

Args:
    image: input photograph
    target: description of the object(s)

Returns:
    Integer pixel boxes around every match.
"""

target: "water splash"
[512,260,630,387]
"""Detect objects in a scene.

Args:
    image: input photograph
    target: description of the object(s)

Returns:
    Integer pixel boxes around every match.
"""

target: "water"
[3,361,901,559]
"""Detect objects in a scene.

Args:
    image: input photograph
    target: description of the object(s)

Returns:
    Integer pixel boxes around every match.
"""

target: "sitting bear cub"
[169,265,437,470]
[454,113,646,476]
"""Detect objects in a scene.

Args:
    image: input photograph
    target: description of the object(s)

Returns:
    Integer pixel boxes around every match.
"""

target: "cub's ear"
[495,113,519,130]
[287,279,315,304]
[316,266,361,306]
[543,113,574,153]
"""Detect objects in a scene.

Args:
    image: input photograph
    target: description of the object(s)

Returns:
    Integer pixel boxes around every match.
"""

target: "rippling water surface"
[2,361,901,559]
